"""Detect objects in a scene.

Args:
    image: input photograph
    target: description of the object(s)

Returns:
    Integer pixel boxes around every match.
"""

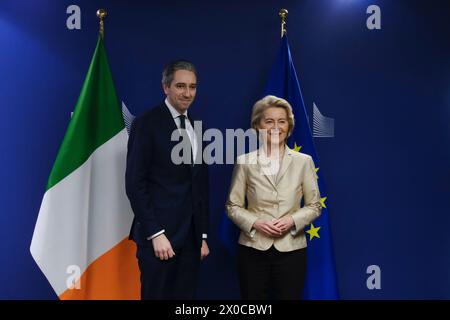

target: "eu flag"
[263,35,339,299]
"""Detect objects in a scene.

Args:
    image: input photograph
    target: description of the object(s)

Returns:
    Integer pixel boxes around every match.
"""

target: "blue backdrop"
[1,0,449,299]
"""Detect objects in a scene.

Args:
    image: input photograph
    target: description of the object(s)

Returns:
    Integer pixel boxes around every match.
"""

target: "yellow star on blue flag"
[320,197,327,208]
[293,142,302,152]
[306,223,321,240]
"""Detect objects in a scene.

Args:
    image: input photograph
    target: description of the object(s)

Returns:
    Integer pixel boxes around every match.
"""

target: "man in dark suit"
[125,60,210,300]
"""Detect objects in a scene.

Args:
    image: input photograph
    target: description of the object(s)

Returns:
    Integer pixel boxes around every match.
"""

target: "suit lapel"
[276,147,293,186]
[160,101,179,133]
[158,102,194,172]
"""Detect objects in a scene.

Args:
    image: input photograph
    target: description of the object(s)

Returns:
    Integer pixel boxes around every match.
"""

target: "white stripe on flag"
[30,128,133,295]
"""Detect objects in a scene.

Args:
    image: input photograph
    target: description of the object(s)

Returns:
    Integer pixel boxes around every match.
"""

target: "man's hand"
[151,234,175,260]
[273,216,295,234]
[253,219,283,238]
[200,240,209,260]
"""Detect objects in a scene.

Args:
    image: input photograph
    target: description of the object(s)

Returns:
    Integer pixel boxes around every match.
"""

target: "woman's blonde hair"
[251,95,295,138]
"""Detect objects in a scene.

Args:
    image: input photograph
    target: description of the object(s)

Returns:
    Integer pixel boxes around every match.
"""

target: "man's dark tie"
[178,115,194,166]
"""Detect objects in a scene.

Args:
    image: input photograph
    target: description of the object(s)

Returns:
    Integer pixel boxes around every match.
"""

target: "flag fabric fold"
[30,36,140,300]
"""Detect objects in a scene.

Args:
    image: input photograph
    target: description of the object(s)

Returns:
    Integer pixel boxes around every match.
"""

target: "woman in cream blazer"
[226,95,322,300]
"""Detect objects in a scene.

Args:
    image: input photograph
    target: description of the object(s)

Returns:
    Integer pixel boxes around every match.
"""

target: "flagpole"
[96,9,107,38]
[279,8,288,38]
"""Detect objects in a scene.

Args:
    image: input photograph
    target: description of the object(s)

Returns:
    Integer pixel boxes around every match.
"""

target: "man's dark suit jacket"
[125,102,209,250]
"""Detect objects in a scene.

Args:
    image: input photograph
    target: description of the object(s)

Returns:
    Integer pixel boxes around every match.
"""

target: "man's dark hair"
[162,60,197,87]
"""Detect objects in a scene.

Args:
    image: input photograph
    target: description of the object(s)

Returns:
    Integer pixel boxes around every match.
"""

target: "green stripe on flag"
[47,37,124,190]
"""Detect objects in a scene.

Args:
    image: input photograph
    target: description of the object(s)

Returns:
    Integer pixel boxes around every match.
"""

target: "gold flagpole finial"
[96,9,107,38]
[279,8,288,38]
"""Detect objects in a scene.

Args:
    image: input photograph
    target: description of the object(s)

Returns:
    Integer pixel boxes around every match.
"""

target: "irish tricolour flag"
[30,36,140,299]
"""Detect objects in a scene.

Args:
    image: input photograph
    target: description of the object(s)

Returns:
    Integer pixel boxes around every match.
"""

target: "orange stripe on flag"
[59,238,140,300]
